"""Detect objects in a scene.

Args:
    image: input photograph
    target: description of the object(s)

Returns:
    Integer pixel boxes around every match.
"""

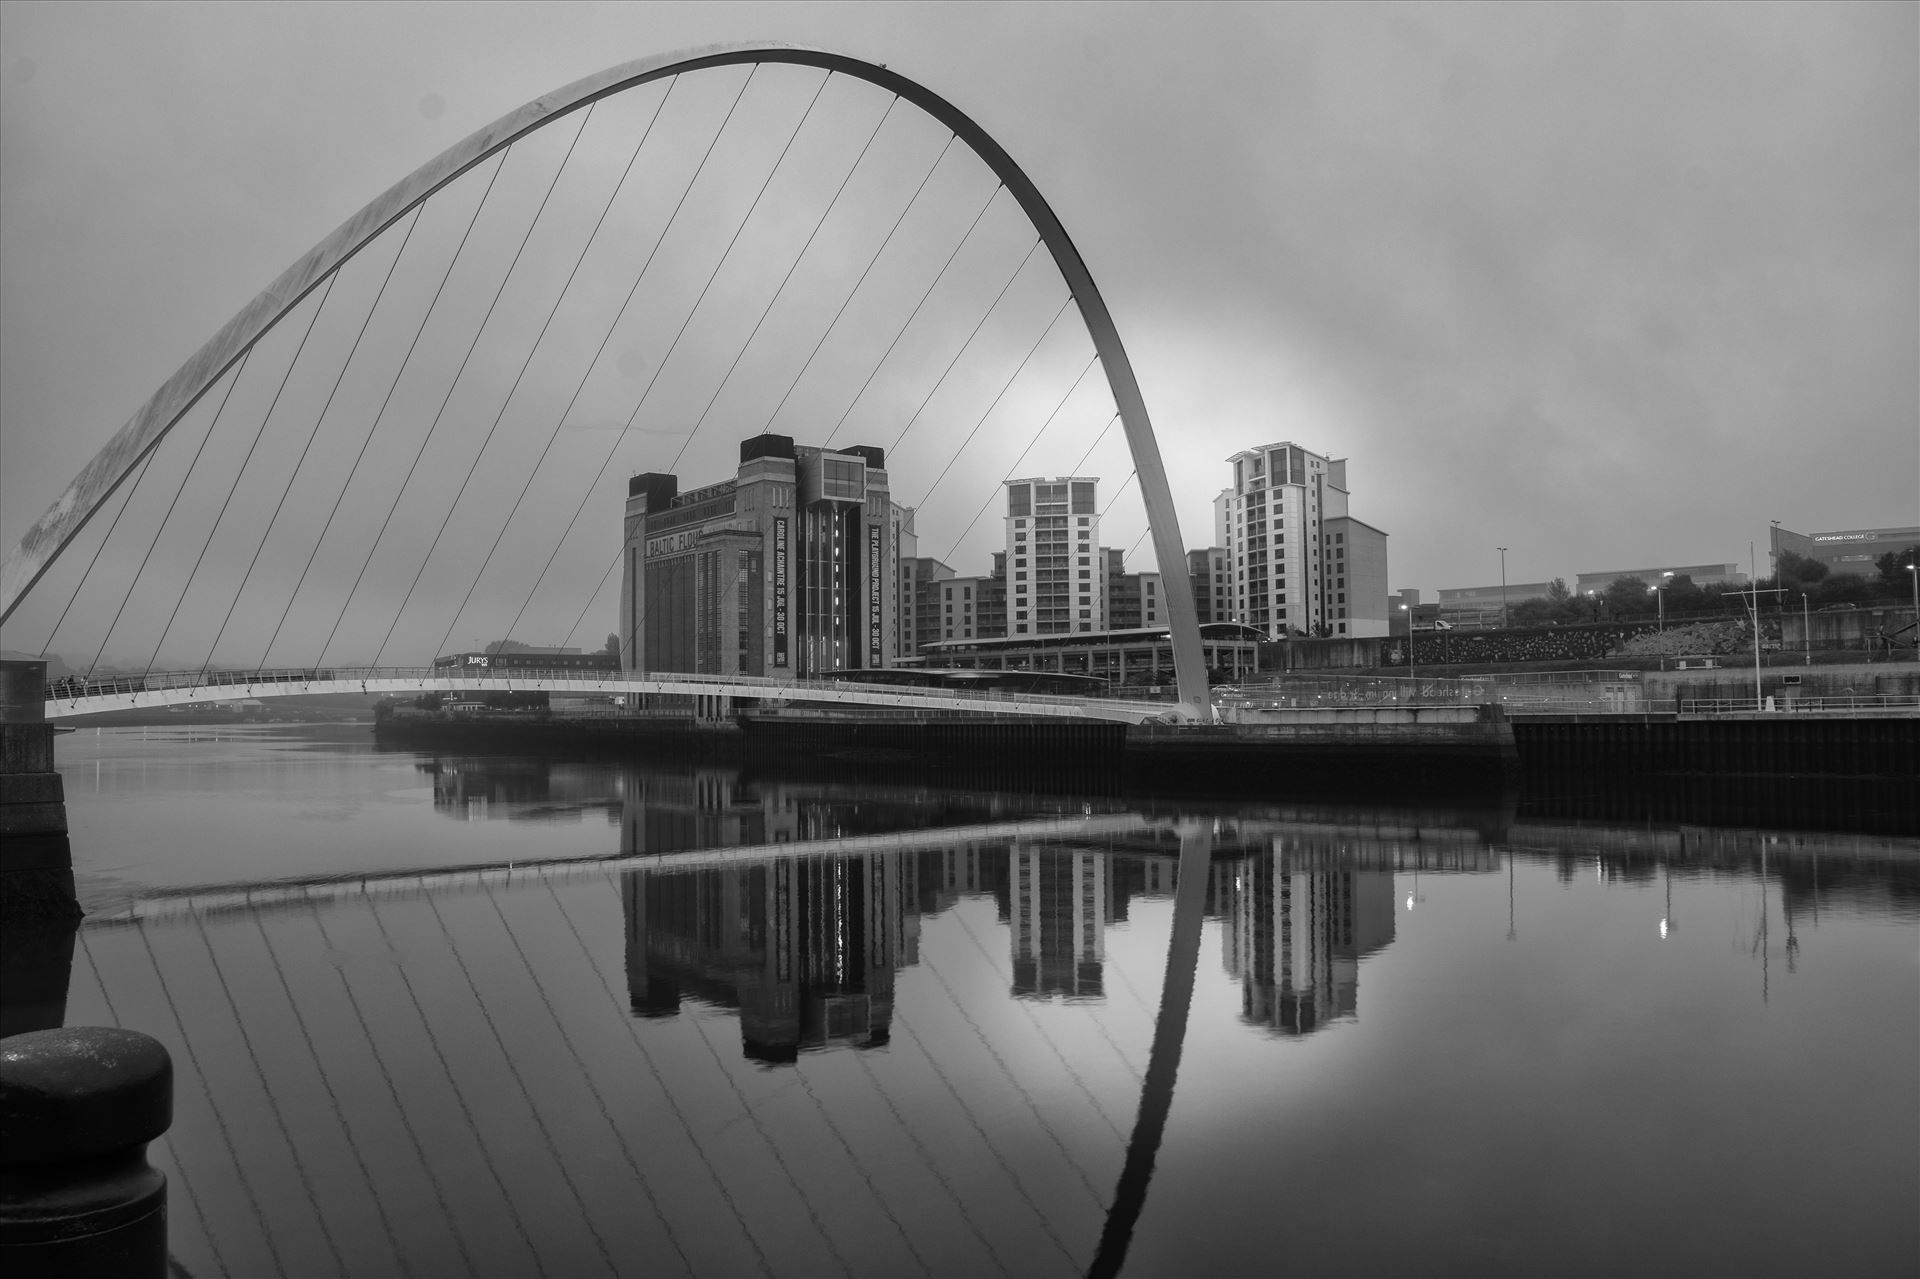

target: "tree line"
[1504,546,1917,626]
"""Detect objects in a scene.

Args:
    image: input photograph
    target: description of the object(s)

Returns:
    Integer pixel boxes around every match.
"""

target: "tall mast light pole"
[1497,547,1509,629]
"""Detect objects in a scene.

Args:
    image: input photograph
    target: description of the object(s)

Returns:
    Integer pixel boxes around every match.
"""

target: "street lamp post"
[1650,570,1674,632]
[1497,547,1509,629]
[1909,562,1918,661]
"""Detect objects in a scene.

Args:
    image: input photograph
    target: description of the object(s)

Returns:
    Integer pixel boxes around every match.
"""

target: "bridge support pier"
[2,660,80,1039]
[1,661,77,923]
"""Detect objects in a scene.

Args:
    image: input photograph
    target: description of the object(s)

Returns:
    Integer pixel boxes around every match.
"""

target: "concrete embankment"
[1514,711,1918,834]
[1515,710,1916,778]
[1126,704,1519,798]
[372,705,1525,798]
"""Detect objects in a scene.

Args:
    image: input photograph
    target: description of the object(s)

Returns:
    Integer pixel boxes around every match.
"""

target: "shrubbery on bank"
[1612,620,1752,658]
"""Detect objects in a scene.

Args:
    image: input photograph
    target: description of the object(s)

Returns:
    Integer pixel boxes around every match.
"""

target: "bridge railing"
[1680,694,1920,715]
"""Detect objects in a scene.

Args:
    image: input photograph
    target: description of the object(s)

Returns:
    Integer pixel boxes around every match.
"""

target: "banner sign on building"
[867,523,883,668]
[773,517,789,667]
[643,529,701,558]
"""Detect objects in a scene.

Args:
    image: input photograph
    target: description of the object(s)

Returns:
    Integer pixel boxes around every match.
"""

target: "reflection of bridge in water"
[73,817,1381,1276]
[68,771,1916,1277]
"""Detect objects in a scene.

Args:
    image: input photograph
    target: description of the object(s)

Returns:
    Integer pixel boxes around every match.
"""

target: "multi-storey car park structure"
[917,622,1263,685]
[1215,442,1390,639]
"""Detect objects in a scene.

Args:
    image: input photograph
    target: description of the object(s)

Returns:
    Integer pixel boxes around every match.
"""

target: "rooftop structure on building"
[1574,564,1747,595]
[1005,477,1104,636]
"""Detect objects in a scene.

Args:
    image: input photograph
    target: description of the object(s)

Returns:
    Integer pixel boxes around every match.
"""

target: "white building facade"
[1215,442,1389,639]
[1005,477,1104,636]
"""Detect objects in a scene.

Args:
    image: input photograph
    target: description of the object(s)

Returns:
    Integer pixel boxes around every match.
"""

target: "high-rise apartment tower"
[1215,442,1389,638]
[1005,477,1104,635]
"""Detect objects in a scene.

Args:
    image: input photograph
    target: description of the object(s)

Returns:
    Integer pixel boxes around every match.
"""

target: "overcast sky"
[2,2,1914,664]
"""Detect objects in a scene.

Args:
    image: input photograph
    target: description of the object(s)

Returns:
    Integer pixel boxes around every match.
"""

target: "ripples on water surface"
[47,726,1920,1277]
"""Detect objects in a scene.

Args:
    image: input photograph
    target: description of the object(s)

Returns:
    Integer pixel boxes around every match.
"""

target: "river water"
[46,724,1920,1277]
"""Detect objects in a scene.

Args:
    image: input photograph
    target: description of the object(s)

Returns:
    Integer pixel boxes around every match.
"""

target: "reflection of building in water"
[1217,844,1396,1036]
[621,839,1190,1058]
[618,768,783,855]
[427,758,626,825]
[1010,846,1108,1001]
[624,854,909,1063]
[920,843,1010,914]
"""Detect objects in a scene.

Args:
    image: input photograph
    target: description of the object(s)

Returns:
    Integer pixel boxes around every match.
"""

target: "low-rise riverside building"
[1769,525,1920,577]
[1574,564,1748,594]
[918,622,1263,685]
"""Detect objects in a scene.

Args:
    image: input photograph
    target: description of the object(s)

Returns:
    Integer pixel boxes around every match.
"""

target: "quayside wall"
[369,702,1910,809]
[1125,705,1519,799]
[1514,713,1915,779]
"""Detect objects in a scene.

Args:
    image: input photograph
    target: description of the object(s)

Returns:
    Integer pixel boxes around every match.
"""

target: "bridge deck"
[43,666,1173,725]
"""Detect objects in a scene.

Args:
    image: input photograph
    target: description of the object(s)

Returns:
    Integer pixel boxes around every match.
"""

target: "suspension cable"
[1069,411,1121,479]
[651,67,832,478]
[556,141,987,652]
[754,134,957,438]
[435,70,818,659]
[665,85,891,471]
[938,358,1102,562]
[885,238,1044,455]
[123,349,257,675]
[558,550,622,652]
[195,206,426,672]
[821,182,1004,448]
[499,87,896,648]
[85,276,335,679]
[284,78,668,660]
[365,104,605,666]
[307,147,516,667]
[38,439,158,658]
[556,133,965,654]
[272,113,583,668]
[912,294,1073,507]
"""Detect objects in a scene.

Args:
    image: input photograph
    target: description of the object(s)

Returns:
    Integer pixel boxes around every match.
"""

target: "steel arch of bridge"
[0,42,1212,721]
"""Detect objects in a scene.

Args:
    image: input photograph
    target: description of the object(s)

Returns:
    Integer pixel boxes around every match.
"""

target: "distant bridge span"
[44,667,1170,724]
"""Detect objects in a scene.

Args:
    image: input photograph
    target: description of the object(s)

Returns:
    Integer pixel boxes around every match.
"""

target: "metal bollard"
[0,1027,172,1278]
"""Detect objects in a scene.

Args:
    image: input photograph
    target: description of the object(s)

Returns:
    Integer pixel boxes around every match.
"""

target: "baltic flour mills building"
[619,435,900,678]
